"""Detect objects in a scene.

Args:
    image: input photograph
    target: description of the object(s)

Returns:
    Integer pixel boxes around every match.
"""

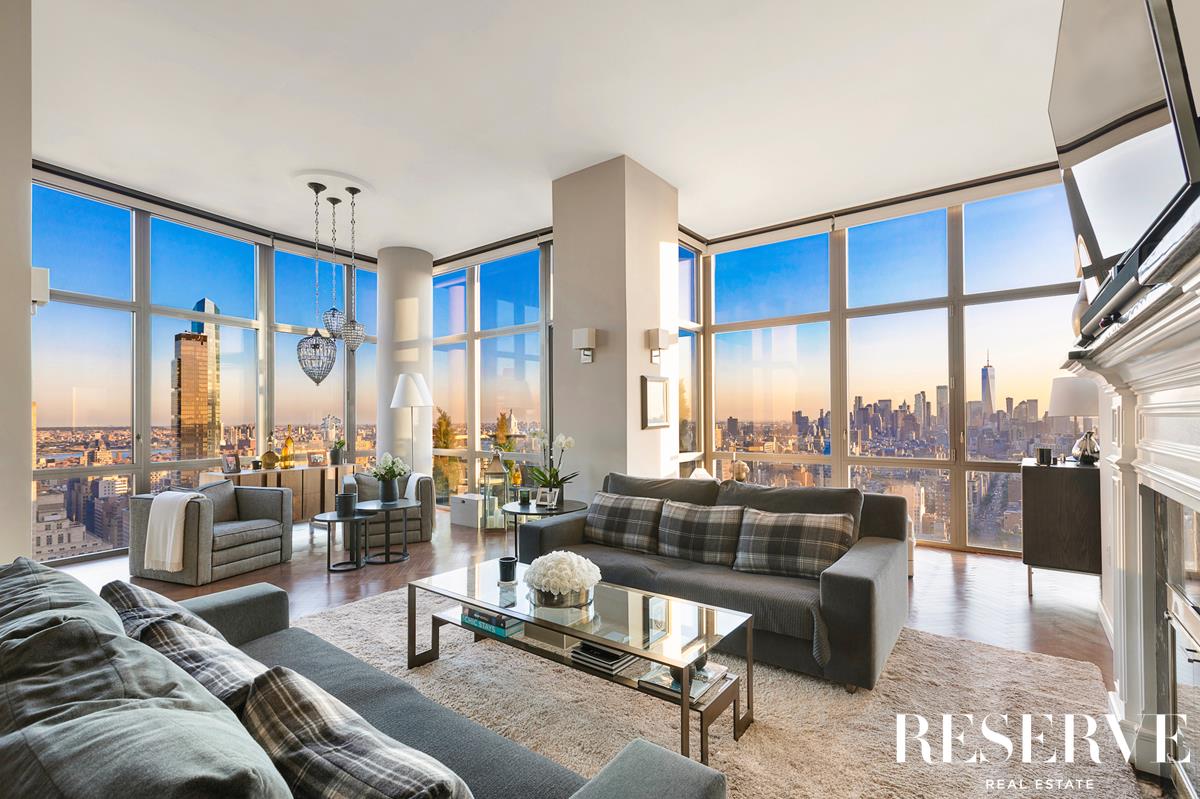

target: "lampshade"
[390,373,433,409]
[1047,376,1098,418]
[689,465,714,481]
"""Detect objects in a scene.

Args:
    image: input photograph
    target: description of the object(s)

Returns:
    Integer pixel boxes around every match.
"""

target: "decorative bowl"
[530,587,594,608]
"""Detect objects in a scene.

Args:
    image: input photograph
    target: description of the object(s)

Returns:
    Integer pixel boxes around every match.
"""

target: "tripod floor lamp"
[390,373,433,468]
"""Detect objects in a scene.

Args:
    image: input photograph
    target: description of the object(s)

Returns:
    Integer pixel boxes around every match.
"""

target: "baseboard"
[1098,602,1115,647]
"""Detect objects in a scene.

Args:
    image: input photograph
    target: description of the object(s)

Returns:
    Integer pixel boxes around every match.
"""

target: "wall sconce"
[572,328,597,363]
[645,328,677,364]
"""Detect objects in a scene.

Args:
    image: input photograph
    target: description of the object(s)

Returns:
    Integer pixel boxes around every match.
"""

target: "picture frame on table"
[535,487,557,506]
[220,454,242,474]
[307,452,328,467]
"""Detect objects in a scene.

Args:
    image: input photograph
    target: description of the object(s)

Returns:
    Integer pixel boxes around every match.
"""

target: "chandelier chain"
[349,192,357,315]
[312,186,321,328]
[329,201,338,309]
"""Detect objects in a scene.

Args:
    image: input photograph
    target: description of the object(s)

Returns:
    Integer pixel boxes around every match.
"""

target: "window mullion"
[132,209,152,493]
[947,205,967,549]
[830,228,848,488]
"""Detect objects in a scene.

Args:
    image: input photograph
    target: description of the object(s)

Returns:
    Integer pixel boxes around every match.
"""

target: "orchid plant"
[527,431,578,489]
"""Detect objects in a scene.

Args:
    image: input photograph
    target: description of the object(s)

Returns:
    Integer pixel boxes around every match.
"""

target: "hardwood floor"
[59,511,1114,687]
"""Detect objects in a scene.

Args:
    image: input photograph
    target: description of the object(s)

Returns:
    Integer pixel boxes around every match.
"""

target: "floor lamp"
[390,373,433,469]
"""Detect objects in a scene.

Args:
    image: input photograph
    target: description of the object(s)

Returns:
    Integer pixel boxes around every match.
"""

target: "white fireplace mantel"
[1070,250,1200,774]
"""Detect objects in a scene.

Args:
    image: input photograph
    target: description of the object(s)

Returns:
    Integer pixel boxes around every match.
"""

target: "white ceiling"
[33,0,1064,258]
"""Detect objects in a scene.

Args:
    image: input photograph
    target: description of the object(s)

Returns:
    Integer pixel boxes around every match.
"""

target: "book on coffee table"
[570,642,638,675]
[636,662,729,703]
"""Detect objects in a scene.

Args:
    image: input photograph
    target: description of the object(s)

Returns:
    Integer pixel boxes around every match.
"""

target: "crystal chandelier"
[341,186,367,352]
[297,182,337,385]
[322,195,346,338]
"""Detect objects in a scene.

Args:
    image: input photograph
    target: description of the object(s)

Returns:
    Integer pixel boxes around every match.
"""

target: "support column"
[0,1,31,562]
[552,156,679,497]
[376,247,433,475]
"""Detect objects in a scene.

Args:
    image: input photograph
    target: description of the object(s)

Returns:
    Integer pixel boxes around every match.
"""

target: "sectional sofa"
[519,474,909,690]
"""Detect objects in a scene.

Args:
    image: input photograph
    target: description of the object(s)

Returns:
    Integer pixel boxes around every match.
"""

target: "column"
[376,246,433,475]
[0,0,31,562]
[551,156,680,497]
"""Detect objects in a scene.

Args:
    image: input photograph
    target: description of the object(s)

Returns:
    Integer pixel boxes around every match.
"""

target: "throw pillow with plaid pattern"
[657,500,744,566]
[100,579,223,639]
[244,666,474,799]
[584,491,665,554]
[138,617,267,713]
[732,508,855,579]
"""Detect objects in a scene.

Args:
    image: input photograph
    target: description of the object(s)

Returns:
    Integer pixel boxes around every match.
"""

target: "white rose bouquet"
[524,551,601,596]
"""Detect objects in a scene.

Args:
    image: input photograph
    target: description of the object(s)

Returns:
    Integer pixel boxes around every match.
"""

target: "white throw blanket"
[144,491,202,572]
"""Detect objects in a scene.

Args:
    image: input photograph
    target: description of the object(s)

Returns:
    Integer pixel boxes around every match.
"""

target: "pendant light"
[297,182,337,385]
[322,195,346,338]
[341,186,366,352]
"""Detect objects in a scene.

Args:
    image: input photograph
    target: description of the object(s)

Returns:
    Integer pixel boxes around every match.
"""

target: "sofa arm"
[517,509,588,563]
[342,475,358,494]
[180,583,290,646]
[819,536,907,689]
[569,740,725,799]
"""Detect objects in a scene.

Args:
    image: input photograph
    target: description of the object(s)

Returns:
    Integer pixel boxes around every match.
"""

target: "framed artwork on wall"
[641,375,669,429]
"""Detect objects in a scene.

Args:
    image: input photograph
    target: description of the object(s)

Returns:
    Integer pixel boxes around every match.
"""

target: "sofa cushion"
[0,556,125,639]
[138,617,268,713]
[657,500,743,566]
[563,543,687,589]
[244,665,473,799]
[241,628,585,799]
[716,480,865,540]
[604,473,720,505]
[213,518,284,550]
[733,508,855,579]
[213,537,282,567]
[584,491,664,554]
[1,565,290,799]
[100,579,223,639]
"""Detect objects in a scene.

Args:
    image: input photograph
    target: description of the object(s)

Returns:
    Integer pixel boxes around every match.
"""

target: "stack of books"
[637,662,729,703]
[570,642,638,675]
[460,606,524,638]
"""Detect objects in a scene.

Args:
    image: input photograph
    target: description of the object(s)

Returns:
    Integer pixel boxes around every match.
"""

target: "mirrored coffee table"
[408,558,754,764]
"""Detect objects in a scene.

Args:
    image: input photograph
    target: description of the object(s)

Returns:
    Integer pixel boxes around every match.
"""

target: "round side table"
[314,510,377,572]
[501,499,589,559]
[356,498,420,565]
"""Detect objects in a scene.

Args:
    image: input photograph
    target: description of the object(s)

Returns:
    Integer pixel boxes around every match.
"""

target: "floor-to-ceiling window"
[677,245,703,473]
[30,176,374,562]
[702,177,1079,553]
[430,244,549,506]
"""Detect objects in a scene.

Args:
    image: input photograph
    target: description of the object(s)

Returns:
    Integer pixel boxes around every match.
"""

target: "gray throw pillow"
[244,666,474,799]
[353,472,381,501]
[584,491,665,554]
[174,479,238,523]
[732,508,856,579]
[657,500,743,566]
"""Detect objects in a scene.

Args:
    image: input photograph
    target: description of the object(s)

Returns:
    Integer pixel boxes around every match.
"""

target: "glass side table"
[356,498,421,565]
[313,510,377,572]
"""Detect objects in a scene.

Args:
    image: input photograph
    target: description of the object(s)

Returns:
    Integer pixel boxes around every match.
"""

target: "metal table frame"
[357,499,420,565]
[314,510,376,572]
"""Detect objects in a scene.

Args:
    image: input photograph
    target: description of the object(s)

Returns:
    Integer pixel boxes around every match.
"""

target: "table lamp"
[1047,376,1099,464]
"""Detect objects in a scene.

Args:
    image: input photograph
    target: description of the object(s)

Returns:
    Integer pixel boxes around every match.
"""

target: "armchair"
[128,481,293,586]
[342,472,435,543]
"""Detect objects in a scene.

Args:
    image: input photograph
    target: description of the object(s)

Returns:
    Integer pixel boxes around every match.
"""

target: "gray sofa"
[519,474,908,690]
[0,558,725,799]
[342,471,435,543]
[129,480,293,586]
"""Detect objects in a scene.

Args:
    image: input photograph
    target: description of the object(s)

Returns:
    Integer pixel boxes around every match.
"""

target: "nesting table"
[317,498,421,572]
[356,498,420,564]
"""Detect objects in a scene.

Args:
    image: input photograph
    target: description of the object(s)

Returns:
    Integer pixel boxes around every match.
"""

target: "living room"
[3,1,1200,797]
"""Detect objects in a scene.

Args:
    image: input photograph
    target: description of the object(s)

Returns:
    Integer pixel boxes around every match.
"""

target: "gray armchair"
[129,480,293,586]
[342,472,435,543]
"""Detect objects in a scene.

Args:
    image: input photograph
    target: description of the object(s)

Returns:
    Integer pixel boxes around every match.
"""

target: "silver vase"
[530,587,594,608]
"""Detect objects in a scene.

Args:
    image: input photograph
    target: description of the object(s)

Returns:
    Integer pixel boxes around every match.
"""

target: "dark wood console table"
[1020,457,1101,595]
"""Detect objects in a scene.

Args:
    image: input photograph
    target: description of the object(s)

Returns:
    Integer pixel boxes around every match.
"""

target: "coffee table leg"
[680,666,690,758]
[407,583,441,668]
[735,620,754,740]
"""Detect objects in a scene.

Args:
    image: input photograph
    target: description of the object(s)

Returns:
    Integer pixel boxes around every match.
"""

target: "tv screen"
[1049,0,1190,269]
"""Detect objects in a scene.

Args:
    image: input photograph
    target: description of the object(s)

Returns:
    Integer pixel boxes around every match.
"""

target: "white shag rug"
[295,588,1142,799]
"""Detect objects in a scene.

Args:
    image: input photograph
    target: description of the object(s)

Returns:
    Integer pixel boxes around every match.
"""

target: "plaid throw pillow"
[244,666,474,799]
[657,500,744,566]
[100,580,223,639]
[139,617,266,712]
[733,508,855,579]
[584,491,664,554]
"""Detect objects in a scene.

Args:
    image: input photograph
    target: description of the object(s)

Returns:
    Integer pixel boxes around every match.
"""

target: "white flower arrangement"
[524,551,602,596]
[370,452,410,481]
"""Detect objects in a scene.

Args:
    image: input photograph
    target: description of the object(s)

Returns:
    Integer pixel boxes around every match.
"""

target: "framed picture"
[641,375,669,429]
[535,487,554,506]
[220,454,241,474]
[307,452,327,467]
[545,488,560,507]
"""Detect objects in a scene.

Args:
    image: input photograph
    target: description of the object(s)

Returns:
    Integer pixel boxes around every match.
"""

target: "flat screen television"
[1049,0,1200,339]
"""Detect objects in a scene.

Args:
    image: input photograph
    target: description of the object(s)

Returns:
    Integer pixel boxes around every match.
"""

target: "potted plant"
[329,438,346,466]
[527,431,578,507]
[371,452,410,503]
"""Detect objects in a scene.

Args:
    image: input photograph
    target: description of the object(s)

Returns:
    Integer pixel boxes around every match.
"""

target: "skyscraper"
[981,353,996,422]
[172,331,211,459]
[190,298,222,451]
[936,385,949,429]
